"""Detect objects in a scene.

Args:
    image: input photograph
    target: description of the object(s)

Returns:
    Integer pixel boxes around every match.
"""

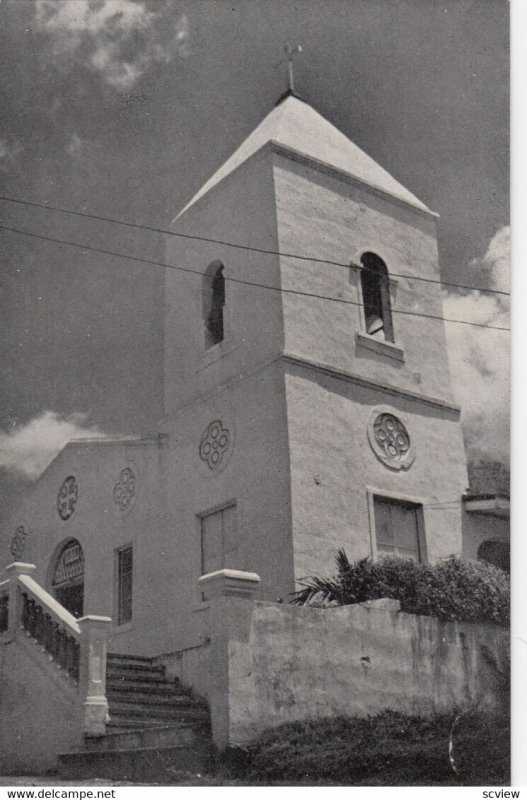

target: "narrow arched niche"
[360,252,394,342]
[203,261,225,349]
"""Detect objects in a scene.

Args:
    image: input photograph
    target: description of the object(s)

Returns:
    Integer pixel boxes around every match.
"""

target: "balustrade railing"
[21,592,80,680]
[0,593,8,634]
[2,562,111,736]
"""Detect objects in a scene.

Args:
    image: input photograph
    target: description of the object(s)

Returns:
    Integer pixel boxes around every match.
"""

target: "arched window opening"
[51,539,85,618]
[204,262,225,348]
[477,539,509,574]
[360,252,394,342]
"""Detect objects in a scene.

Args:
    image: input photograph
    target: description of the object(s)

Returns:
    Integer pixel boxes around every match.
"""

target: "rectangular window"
[373,497,423,561]
[116,545,133,625]
[201,504,239,576]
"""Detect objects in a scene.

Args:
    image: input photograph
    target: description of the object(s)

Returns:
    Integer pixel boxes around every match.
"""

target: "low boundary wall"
[200,570,509,748]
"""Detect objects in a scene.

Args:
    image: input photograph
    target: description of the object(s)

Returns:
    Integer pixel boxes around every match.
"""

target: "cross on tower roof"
[284,43,302,93]
[275,43,304,106]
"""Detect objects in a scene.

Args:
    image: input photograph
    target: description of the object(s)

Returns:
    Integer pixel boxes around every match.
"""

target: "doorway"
[51,539,85,618]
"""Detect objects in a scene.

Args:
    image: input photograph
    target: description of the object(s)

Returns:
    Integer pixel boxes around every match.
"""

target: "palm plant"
[290,549,509,625]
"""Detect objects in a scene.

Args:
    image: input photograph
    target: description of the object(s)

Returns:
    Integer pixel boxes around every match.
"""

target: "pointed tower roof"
[176,95,432,219]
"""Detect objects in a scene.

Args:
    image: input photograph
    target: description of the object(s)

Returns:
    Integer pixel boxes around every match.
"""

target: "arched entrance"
[51,539,85,618]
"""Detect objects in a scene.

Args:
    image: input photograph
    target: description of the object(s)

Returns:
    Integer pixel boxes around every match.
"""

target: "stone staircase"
[58,653,215,782]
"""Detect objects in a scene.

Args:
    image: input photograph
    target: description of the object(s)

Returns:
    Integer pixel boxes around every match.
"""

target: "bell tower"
[162,94,468,601]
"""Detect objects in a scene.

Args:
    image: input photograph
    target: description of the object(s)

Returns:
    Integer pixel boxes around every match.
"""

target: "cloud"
[443,226,510,464]
[0,411,104,479]
[67,132,82,156]
[35,1,190,90]
[0,139,23,163]
[471,224,510,293]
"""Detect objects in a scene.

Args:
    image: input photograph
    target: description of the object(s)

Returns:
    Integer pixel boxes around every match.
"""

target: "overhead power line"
[0,194,510,297]
[0,222,510,332]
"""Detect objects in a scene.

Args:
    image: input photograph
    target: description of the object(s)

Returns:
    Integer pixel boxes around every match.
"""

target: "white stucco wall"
[221,599,508,747]
[0,635,82,773]
[285,368,468,580]
[273,154,454,403]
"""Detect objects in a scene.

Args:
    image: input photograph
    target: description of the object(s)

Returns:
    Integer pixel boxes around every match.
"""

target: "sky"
[0,0,509,523]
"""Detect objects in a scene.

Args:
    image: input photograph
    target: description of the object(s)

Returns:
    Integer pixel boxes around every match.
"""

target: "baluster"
[72,641,80,681]
[66,634,76,677]
[43,613,53,651]
[21,593,29,630]
[50,620,60,661]
[56,627,66,670]
[34,605,44,645]
[27,598,37,638]
[0,595,8,632]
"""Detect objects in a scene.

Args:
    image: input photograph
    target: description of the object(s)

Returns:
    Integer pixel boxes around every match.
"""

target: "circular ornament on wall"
[113,466,137,516]
[57,476,78,520]
[10,525,27,559]
[367,407,415,471]
[198,419,232,475]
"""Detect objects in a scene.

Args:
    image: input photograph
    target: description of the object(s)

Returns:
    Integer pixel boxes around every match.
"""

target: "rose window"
[367,408,415,471]
[113,467,137,514]
[10,526,27,559]
[199,420,230,471]
[57,476,78,520]
[373,414,410,461]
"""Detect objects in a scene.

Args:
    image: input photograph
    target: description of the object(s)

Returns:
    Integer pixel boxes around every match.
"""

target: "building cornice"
[269,142,439,221]
[283,353,461,414]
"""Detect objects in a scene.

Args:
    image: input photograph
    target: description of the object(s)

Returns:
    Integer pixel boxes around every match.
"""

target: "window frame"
[198,500,240,576]
[359,252,395,343]
[366,486,427,563]
[352,253,404,361]
[115,543,134,627]
[196,500,242,603]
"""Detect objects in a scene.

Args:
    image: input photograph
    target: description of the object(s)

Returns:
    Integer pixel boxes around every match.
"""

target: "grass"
[225,708,510,786]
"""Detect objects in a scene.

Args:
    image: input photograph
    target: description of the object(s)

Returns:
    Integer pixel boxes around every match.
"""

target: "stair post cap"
[198,569,260,584]
[6,562,37,575]
[198,568,261,598]
[77,615,113,629]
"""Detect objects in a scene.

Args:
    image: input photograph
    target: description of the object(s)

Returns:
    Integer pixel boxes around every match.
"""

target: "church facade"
[2,94,504,663]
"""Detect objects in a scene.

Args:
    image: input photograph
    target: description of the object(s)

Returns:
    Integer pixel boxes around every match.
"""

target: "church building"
[2,91,487,653]
[0,94,509,771]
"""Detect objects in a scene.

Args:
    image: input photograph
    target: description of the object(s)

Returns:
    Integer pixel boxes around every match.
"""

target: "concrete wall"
[159,359,294,654]
[216,597,508,747]
[274,153,455,404]
[285,367,468,580]
[164,150,284,415]
[272,152,468,579]
[156,643,211,703]
[0,635,82,773]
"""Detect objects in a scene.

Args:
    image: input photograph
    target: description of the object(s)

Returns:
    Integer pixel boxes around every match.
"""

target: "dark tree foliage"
[291,551,509,626]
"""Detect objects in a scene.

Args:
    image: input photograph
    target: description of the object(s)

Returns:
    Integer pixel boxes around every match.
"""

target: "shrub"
[291,550,509,625]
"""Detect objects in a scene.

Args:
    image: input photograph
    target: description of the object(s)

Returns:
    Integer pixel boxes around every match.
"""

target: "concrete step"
[108,703,209,723]
[58,743,216,783]
[107,661,166,676]
[107,653,157,664]
[106,678,192,697]
[107,717,177,731]
[107,690,200,709]
[106,667,168,684]
[86,724,208,752]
